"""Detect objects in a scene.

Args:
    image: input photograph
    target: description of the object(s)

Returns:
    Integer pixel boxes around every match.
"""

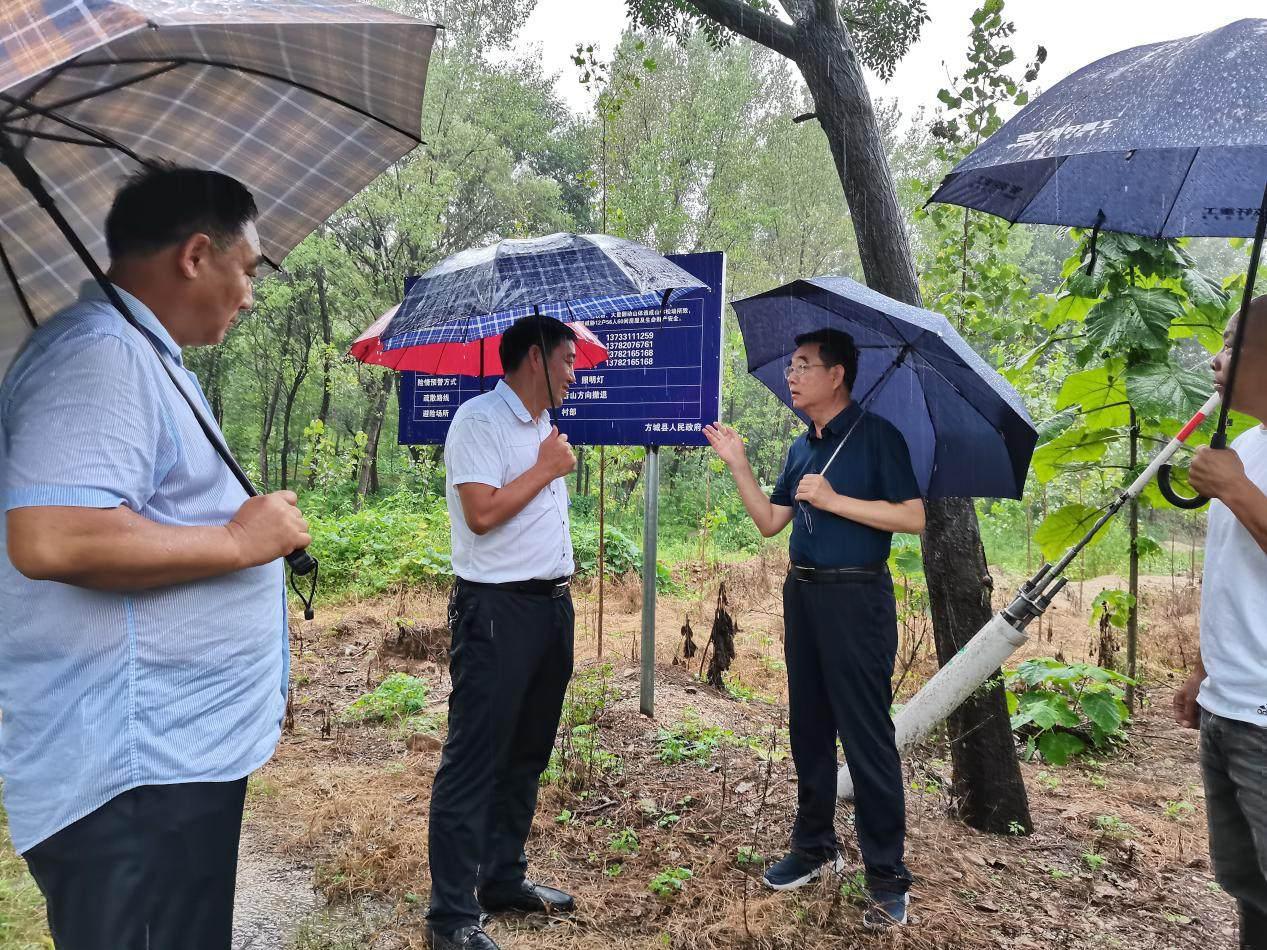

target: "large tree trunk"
[923,497,1032,831]
[793,15,1031,833]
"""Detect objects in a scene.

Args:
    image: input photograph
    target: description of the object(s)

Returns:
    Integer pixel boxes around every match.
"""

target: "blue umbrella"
[929,18,1266,240]
[732,277,1037,500]
[929,18,1267,506]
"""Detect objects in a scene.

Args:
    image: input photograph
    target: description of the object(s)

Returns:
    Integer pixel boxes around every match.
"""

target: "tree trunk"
[923,497,1032,832]
[279,363,309,491]
[793,19,1031,833]
[356,372,392,502]
[259,375,282,490]
[1126,410,1140,709]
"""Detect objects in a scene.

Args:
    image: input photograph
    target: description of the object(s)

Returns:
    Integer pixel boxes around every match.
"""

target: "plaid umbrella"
[350,306,609,376]
[381,233,707,348]
[0,0,437,366]
[0,0,437,595]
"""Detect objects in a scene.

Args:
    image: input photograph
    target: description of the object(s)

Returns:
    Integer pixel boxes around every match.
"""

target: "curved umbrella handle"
[1156,464,1208,510]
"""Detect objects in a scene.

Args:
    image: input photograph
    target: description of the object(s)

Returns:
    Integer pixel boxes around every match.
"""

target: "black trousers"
[426,580,574,931]
[783,570,912,894]
[23,779,248,950]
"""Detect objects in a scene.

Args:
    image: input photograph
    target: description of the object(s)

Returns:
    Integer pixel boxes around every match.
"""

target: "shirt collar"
[495,379,539,424]
[79,280,183,362]
[809,402,860,441]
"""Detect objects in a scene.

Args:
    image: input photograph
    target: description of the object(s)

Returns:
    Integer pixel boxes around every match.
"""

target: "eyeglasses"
[784,362,827,380]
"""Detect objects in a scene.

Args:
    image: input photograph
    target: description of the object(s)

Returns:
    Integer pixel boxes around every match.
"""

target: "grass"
[0,808,51,950]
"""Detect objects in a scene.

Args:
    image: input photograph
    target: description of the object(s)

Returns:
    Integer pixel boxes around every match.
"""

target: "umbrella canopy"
[732,277,1037,500]
[350,306,608,375]
[381,232,707,348]
[0,0,437,366]
[929,18,1267,238]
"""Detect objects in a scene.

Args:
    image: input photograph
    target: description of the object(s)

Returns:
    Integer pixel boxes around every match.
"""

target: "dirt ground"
[235,556,1229,949]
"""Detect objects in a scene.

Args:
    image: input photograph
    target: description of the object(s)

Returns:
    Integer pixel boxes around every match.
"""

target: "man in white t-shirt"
[1173,294,1267,950]
[425,316,579,950]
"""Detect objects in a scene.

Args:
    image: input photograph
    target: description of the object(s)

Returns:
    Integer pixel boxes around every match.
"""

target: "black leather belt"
[789,562,887,583]
[458,576,572,598]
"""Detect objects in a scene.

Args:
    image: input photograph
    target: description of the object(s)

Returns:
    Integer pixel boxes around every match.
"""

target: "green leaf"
[1079,689,1128,736]
[1181,269,1230,318]
[1036,408,1079,443]
[1045,292,1095,327]
[1125,361,1212,421]
[1038,731,1087,765]
[1056,365,1131,427]
[1034,504,1106,562]
[1030,427,1118,482]
[1017,691,1080,730]
[1084,287,1185,355]
[1134,534,1163,560]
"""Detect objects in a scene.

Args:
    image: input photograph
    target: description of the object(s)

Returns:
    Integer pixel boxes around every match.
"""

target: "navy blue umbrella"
[929,18,1267,507]
[929,18,1266,240]
[732,277,1037,500]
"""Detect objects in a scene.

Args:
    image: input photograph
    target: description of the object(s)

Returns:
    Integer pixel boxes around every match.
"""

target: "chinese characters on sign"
[397,252,724,447]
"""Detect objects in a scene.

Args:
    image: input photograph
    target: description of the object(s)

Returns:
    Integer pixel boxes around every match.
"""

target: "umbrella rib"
[1,62,185,124]
[0,128,116,149]
[1004,156,1066,226]
[0,94,159,168]
[0,232,37,329]
[1156,148,1202,238]
[0,61,76,122]
[67,58,423,145]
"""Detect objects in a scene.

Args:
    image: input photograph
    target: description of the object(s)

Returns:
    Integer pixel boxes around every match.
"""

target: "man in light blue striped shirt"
[0,166,310,950]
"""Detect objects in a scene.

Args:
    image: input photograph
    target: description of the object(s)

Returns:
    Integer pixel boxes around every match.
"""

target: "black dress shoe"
[426,924,500,950]
[478,879,576,914]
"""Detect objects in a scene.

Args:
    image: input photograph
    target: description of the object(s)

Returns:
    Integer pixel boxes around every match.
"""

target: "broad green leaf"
[1089,588,1135,629]
[1056,364,1131,427]
[1181,269,1231,318]
[1042,292,1095,329]
[1036,408,1078,443]
[1018,691,1080,730]
[1038,731,1087,765]
[1034,504,1106,561]
[1030,427,1118,482]
[1005,689,1018,716]
[1084,287,1185,355]
[1125,361,1212,422]
[1079,689,1129,735]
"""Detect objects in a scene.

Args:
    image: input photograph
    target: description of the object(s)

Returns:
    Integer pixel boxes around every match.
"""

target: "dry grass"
[247,562,1235,949]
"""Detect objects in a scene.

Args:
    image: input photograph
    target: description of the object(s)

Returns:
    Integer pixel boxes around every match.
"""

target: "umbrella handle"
[1156,463,1209,510]
[287,549,318,575]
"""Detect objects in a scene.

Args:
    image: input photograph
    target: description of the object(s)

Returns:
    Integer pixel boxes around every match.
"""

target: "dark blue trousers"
[24,779,247,950]
[426,581,574,932]
[782,570,912,894]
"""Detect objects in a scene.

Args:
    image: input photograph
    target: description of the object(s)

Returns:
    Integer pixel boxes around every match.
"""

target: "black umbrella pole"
[1157,181,1267,509]
[0,138,319,584]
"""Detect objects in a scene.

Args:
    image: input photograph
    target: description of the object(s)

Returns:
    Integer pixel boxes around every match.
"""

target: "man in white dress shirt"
[425,316,579,950]
[1174,295,1267,950]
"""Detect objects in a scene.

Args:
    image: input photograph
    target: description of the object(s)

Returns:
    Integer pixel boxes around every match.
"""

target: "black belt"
[457,576,572,598]
[789,562,887,583]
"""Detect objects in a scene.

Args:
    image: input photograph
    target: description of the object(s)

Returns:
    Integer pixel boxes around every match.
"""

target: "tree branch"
[684,0,798,59]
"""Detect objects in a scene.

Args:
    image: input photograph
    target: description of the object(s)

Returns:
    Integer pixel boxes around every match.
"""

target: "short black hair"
[794,327,859,391]
[105,164,258,260]
[499,315,577,373]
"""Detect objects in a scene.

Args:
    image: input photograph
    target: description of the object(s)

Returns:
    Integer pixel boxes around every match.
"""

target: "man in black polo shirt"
[704,327,924,929]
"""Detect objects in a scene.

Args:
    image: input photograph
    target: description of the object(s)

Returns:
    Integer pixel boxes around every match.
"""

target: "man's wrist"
[1221,475,1261,512]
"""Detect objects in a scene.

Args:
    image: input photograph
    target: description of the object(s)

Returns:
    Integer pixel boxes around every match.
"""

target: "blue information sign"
[397,251,725,447]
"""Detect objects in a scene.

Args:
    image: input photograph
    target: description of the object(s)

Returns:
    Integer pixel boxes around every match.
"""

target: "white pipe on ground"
[838,613,1028,798]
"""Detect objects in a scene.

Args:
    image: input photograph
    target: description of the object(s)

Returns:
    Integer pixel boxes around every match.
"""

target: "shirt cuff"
[5,485,128,511]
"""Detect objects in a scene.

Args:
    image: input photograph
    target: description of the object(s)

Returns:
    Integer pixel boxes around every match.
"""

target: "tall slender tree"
[626,0,1032,832]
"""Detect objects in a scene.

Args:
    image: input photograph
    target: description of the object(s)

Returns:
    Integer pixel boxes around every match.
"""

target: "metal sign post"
[640,445,659,717]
